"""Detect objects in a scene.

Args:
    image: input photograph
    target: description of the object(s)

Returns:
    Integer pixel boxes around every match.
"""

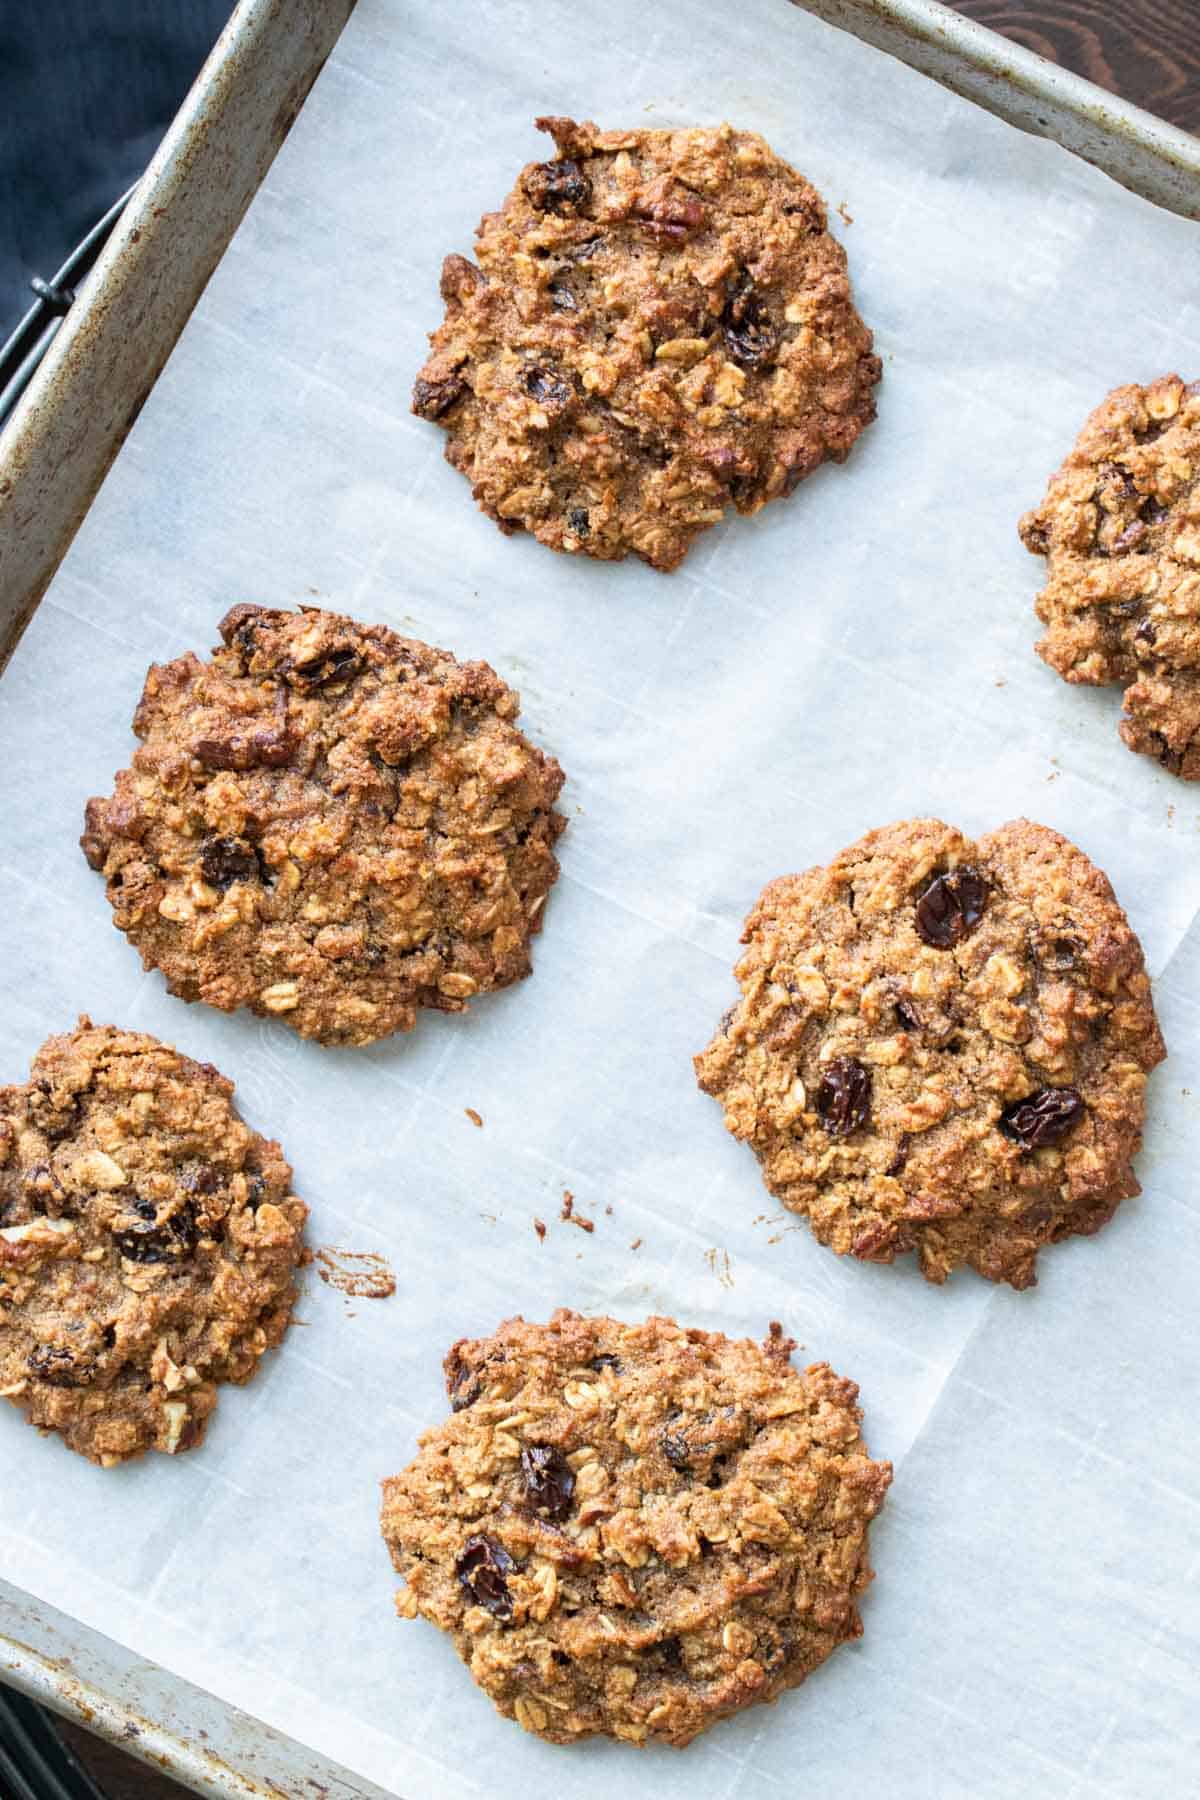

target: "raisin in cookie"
[0,1019,306,1465]
[695,820,1164,1289]
[380,1310,890,1748]
[1020,375,1200,776]
[82,605,566,1047]
[412,116,879,572]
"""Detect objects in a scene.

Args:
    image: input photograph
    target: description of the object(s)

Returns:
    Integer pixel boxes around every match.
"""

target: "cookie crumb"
[704,1247,734,1288]
[315,1248,396,1300]
[464,1108,484,1128]
[533,1218,547,1242]
[837,200,854,225]
[561,1191,594,1233]
[629,1237,642,1251]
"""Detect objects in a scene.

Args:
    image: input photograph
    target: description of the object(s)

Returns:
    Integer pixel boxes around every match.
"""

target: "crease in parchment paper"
[0,0,1198,1795]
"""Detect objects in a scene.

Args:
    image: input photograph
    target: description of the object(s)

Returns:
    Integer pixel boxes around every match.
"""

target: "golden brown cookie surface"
[380,1310,890,1747]
[1020,374,1200,776]
[0,1020,306,1465]
[82,605,566,1046]
[695,820,1164,1288]
[413,117,879,571]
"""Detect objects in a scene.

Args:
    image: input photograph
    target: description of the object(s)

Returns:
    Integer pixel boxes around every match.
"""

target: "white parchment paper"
[2,2,1199,1794]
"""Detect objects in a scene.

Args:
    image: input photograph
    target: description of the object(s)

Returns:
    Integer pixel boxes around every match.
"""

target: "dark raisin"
[655,1637,684,1671]
[455,1534,516,1620]
[523,365,572,409]
[1099,461,1138,498]
[27,1344,95,1388]
[589,1353,620,1372]
[1140,495,1170,525]
[721,275,779,369]
[894,997,921,1032]
[1135,618,1158,645]
[886,1135,911,1177]
[112,1197,197,1264]
[573,236,603,260]
[1151,731,1184,773]
[291,646,363,688]
[523,158,591,214]
[1112,519,1147,555]
[816,1057,872,1136]
[548,282,576,311]
[243,1173,268,1212]
[412,373,466,420]
[915,867,989,948]
[1138,418,1170,443]
[999,1086,1084,1150]
[661,1430,691,1471]
[182,1164,221,1197]
[22,1162,69,1214]
[200,836,260,890]
[217,603,268,652]
[566,508,590,537]
[448,1360,481,1411]
[520,1444,575,1521]
[28,1081,79,1143]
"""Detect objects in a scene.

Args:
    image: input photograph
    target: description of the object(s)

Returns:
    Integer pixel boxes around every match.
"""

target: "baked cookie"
[82,605,566,1047]
[0,1019,306,1465]
[695,819,1164,1289]
[380,1310,890,1748]
[1020,374,1200,776]
[413,116,879,571]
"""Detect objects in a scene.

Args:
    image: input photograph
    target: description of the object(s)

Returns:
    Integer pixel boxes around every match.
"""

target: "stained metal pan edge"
[0,0,1196,1795]
[798,0,1200,216]
[0,0,359,673]
[0,1577,390,1799]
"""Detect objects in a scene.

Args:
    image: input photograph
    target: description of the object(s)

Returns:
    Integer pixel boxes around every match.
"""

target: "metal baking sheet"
[2,1,1199,1797]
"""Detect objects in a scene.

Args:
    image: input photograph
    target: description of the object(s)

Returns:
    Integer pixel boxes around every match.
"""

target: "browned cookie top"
[1020,374,1200,777]
[413,117,879,572]
[0,1020,306,1465]
[695,820,1164,1289]
[380,1310,890,1749]
[82,605,566,1046]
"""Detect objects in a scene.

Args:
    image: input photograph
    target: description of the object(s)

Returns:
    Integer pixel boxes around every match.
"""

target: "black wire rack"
[0,182,137,432]
[0,1684,109,1800]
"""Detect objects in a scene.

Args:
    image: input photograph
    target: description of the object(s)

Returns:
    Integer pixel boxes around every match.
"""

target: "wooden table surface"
[954,0,1200,132]
[59,5,1197,1799]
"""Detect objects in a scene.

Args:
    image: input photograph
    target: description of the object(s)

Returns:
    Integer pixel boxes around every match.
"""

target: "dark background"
[0,2,1196,1795]
[0,0,232,332]
[1,2,1197,343]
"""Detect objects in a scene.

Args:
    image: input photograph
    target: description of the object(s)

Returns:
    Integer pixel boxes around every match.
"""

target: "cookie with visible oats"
[0,1019,306,1465]
[412,116,879,572]
[1020,374,1200,776]
[82,605,566,1047]
[695,819,1164,1289]
[380,1309,890,1748]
